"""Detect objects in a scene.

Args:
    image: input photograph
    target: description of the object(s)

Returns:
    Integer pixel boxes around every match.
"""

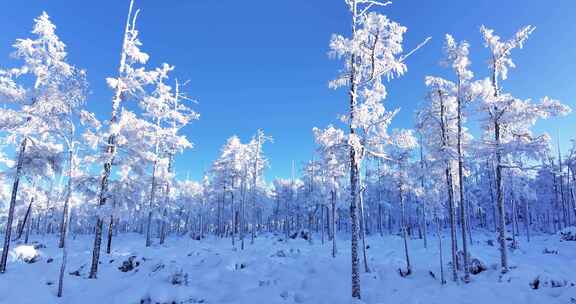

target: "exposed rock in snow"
[169,269,189,286]
[118,255,141,272]
[530,274,574,289]
[543,248,559,254]
[559,226,576,241]
[469,258,487,275]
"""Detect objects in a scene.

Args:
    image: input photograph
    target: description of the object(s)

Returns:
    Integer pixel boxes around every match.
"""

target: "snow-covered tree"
[139,63,197,247]
[416,76,460,281]
[0,12,85,274]
[478,25,571,273]
[329,0,428,297]
[313,125,347,257]
[88,0,165,278]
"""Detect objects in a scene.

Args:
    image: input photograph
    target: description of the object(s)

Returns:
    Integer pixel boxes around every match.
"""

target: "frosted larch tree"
[479,24,570,273]
[89,0,158,278]
[329,0,428,297]
[417,76,460,281]
[443,34,476,282]
[0,12,80,273]
[313,125,347,258]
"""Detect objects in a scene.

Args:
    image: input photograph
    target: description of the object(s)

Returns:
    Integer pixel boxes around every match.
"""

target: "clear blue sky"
[0,0,574,181]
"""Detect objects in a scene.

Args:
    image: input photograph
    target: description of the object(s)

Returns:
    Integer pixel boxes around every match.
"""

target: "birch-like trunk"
[491,65,508,273]
[331,189,337,258]
[419,140,428,249]
[437,87,458,281]
[399,180,412,276]
[240,173,247,250]
[436,215,446,285]
[348,3,361,297]
[251,134,261,245]
[146,159,158,247]
[57,217,69,298]
[57,185,71,297]
[59,149,74,249]
[359,186,370,273]
[16,195,34,241]
[456,79,470,282]
[494,120,508,273]
[160,154,174,245]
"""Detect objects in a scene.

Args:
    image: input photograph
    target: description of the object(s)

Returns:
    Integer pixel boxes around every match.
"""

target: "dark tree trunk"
[106,215,114,254]
[16,198,34,241]
[0,137,28,273]
[59,149,74,249]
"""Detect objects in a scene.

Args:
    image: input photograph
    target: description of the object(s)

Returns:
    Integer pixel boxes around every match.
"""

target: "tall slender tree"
[479,25,570,272]
[89,0,158,278]
[0,12,82,273]
[329,0,428,297]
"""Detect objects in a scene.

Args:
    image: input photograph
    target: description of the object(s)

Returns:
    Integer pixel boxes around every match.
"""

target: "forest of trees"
[0,0,573,301]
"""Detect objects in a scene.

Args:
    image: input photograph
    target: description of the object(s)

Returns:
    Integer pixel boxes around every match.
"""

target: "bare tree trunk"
[331,190,337,258]
[251,132,262,245]
[106,215,114,254]
[378,204,383,237]
[422,208,428,249]
[89,217,104,279]
[437,87,458,281]
[569,169,576,225]
[217,192,222,238]
[419,139,428,249]
[350,157,361,298]
[57,209,69,298]
[57,173,72,297]
[321,206,325,245]
[347,7,362,298]
[446,167,458,280]
[146,159,158,247]
[240,175,247,250]
[494,121,508,273]
[159,208,167,245]
[16,196,34,241]
[487,161,497,232]
[436,216,446,285]
[359,186,370,273]
[456,79,470,282]
[524,199,531,242]
[231,188,236,247]
[160,155,174,245]
[59,149,74,249]
[558,144,569,227]
[489,59,509,274]
[467,201,473,246]
[511,195,518,247]
[200,204,205,239]
[399,181,411,276]
[552,169,562,230]
[0,137,28,273]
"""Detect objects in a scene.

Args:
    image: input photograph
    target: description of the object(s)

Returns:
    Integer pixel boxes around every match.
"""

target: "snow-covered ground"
[0,231,574,304]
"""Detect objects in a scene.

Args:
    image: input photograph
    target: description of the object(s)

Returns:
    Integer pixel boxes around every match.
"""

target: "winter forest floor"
[0,231,574,304]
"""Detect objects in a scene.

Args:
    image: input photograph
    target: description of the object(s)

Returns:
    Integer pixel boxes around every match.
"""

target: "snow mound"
[12,245,40,263]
